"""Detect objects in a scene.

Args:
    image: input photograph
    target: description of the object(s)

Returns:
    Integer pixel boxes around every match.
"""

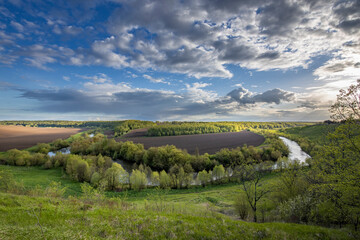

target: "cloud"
[10,21,24,32]
[143,74,170,84]
[226,87,294,105]
[76,73,111,83]
[257,0,305,37]
[185,82,217,103]
[0,0,357,83]
[4,79,299,120]
[252,88,295,104]
[63,76,70,81]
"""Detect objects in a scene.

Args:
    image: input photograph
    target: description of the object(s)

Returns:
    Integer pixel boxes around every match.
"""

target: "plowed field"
[118,130,265,155]
[0,125,83,151]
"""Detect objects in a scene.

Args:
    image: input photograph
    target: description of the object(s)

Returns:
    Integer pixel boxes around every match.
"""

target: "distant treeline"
[147,122,315,136]
[0,120,156,137]
[0,120,123,129]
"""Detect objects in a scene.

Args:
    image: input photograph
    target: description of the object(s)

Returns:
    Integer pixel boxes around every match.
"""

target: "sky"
[0,0,359,121]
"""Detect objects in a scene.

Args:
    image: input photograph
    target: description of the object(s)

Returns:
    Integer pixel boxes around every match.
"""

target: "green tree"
[197,170,211,187]
[275,162,308,203]
[130,169,147,191]
[159,170,171,189]
[306,81,360,230]
[151,171,160,186]
[212,164,225,181]
[237,164,271,222]
[104,163,128,190]
[90,171,101,187]
[234,194,249,220]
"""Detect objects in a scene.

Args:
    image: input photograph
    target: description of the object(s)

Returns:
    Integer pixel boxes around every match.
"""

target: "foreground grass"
[0,192,355,240]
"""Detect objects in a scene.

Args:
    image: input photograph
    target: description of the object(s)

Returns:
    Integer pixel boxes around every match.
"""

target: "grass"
[283,124,338,145]
[0,165,357,239]
[0,192,356,240]
[0,165,82,196]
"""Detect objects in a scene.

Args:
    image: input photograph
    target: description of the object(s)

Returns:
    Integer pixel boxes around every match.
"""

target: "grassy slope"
[0,165,82,196]
[0,166,357,239]
[283,124,338,145]
[0,192,355,240]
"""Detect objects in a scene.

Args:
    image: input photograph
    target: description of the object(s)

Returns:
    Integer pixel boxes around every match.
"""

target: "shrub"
[130,169,147,191]
[104,163,128,190]
[159,170,171,189]
[0,169,16,191]
[234,194,249,220]
[197,170,211,187]
[45,181,67,198]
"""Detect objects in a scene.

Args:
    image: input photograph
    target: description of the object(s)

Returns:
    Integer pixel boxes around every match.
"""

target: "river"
[279,136,311,164]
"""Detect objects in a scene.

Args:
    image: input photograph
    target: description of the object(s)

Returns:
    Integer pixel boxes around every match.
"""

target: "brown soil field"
[0,125,84,151]
[118,130,265,155]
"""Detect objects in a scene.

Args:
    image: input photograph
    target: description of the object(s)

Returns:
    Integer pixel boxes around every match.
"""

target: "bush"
[234,194,249,220]
[197,170,211,187]
[130,169,147,191]
[33,143,51,154]
[212,165,225,181]
[159,170,171,189]
[0,169,16,191]
[45,181,67,198]
[278,194,314,223]
[104,163,128,190]
[90,172,101,187]
[81,182,105,202]
[43,160,53,169]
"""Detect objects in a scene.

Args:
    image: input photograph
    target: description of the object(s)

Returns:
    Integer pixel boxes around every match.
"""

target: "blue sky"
[0,0,359,121]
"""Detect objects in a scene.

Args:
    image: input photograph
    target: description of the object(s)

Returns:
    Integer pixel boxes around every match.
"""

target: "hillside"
[0,165,358,239]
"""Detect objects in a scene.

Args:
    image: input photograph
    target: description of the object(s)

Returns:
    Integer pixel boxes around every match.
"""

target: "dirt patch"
[117,130,265,155]
[0,125,84,151]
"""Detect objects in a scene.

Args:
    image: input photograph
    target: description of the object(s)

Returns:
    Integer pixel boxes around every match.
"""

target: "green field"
[282,124,338,145]
[0,165,82,196]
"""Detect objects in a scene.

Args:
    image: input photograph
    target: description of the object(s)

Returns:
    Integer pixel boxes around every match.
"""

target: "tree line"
[147,121,314,136]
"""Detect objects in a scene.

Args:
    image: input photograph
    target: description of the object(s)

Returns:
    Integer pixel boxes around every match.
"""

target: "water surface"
[279,136,310,164]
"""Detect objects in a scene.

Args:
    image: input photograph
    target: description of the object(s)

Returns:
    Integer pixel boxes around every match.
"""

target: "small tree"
[159,170,171,189]
[197,170,211,187]
[90,171,101,187]
[151,171,160,186]
[130,169,147,191]
[238,164,271,222]
[76,161,91,182]
[234,194,249,220]
[212,164,225,181]
[104,163,128,190]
